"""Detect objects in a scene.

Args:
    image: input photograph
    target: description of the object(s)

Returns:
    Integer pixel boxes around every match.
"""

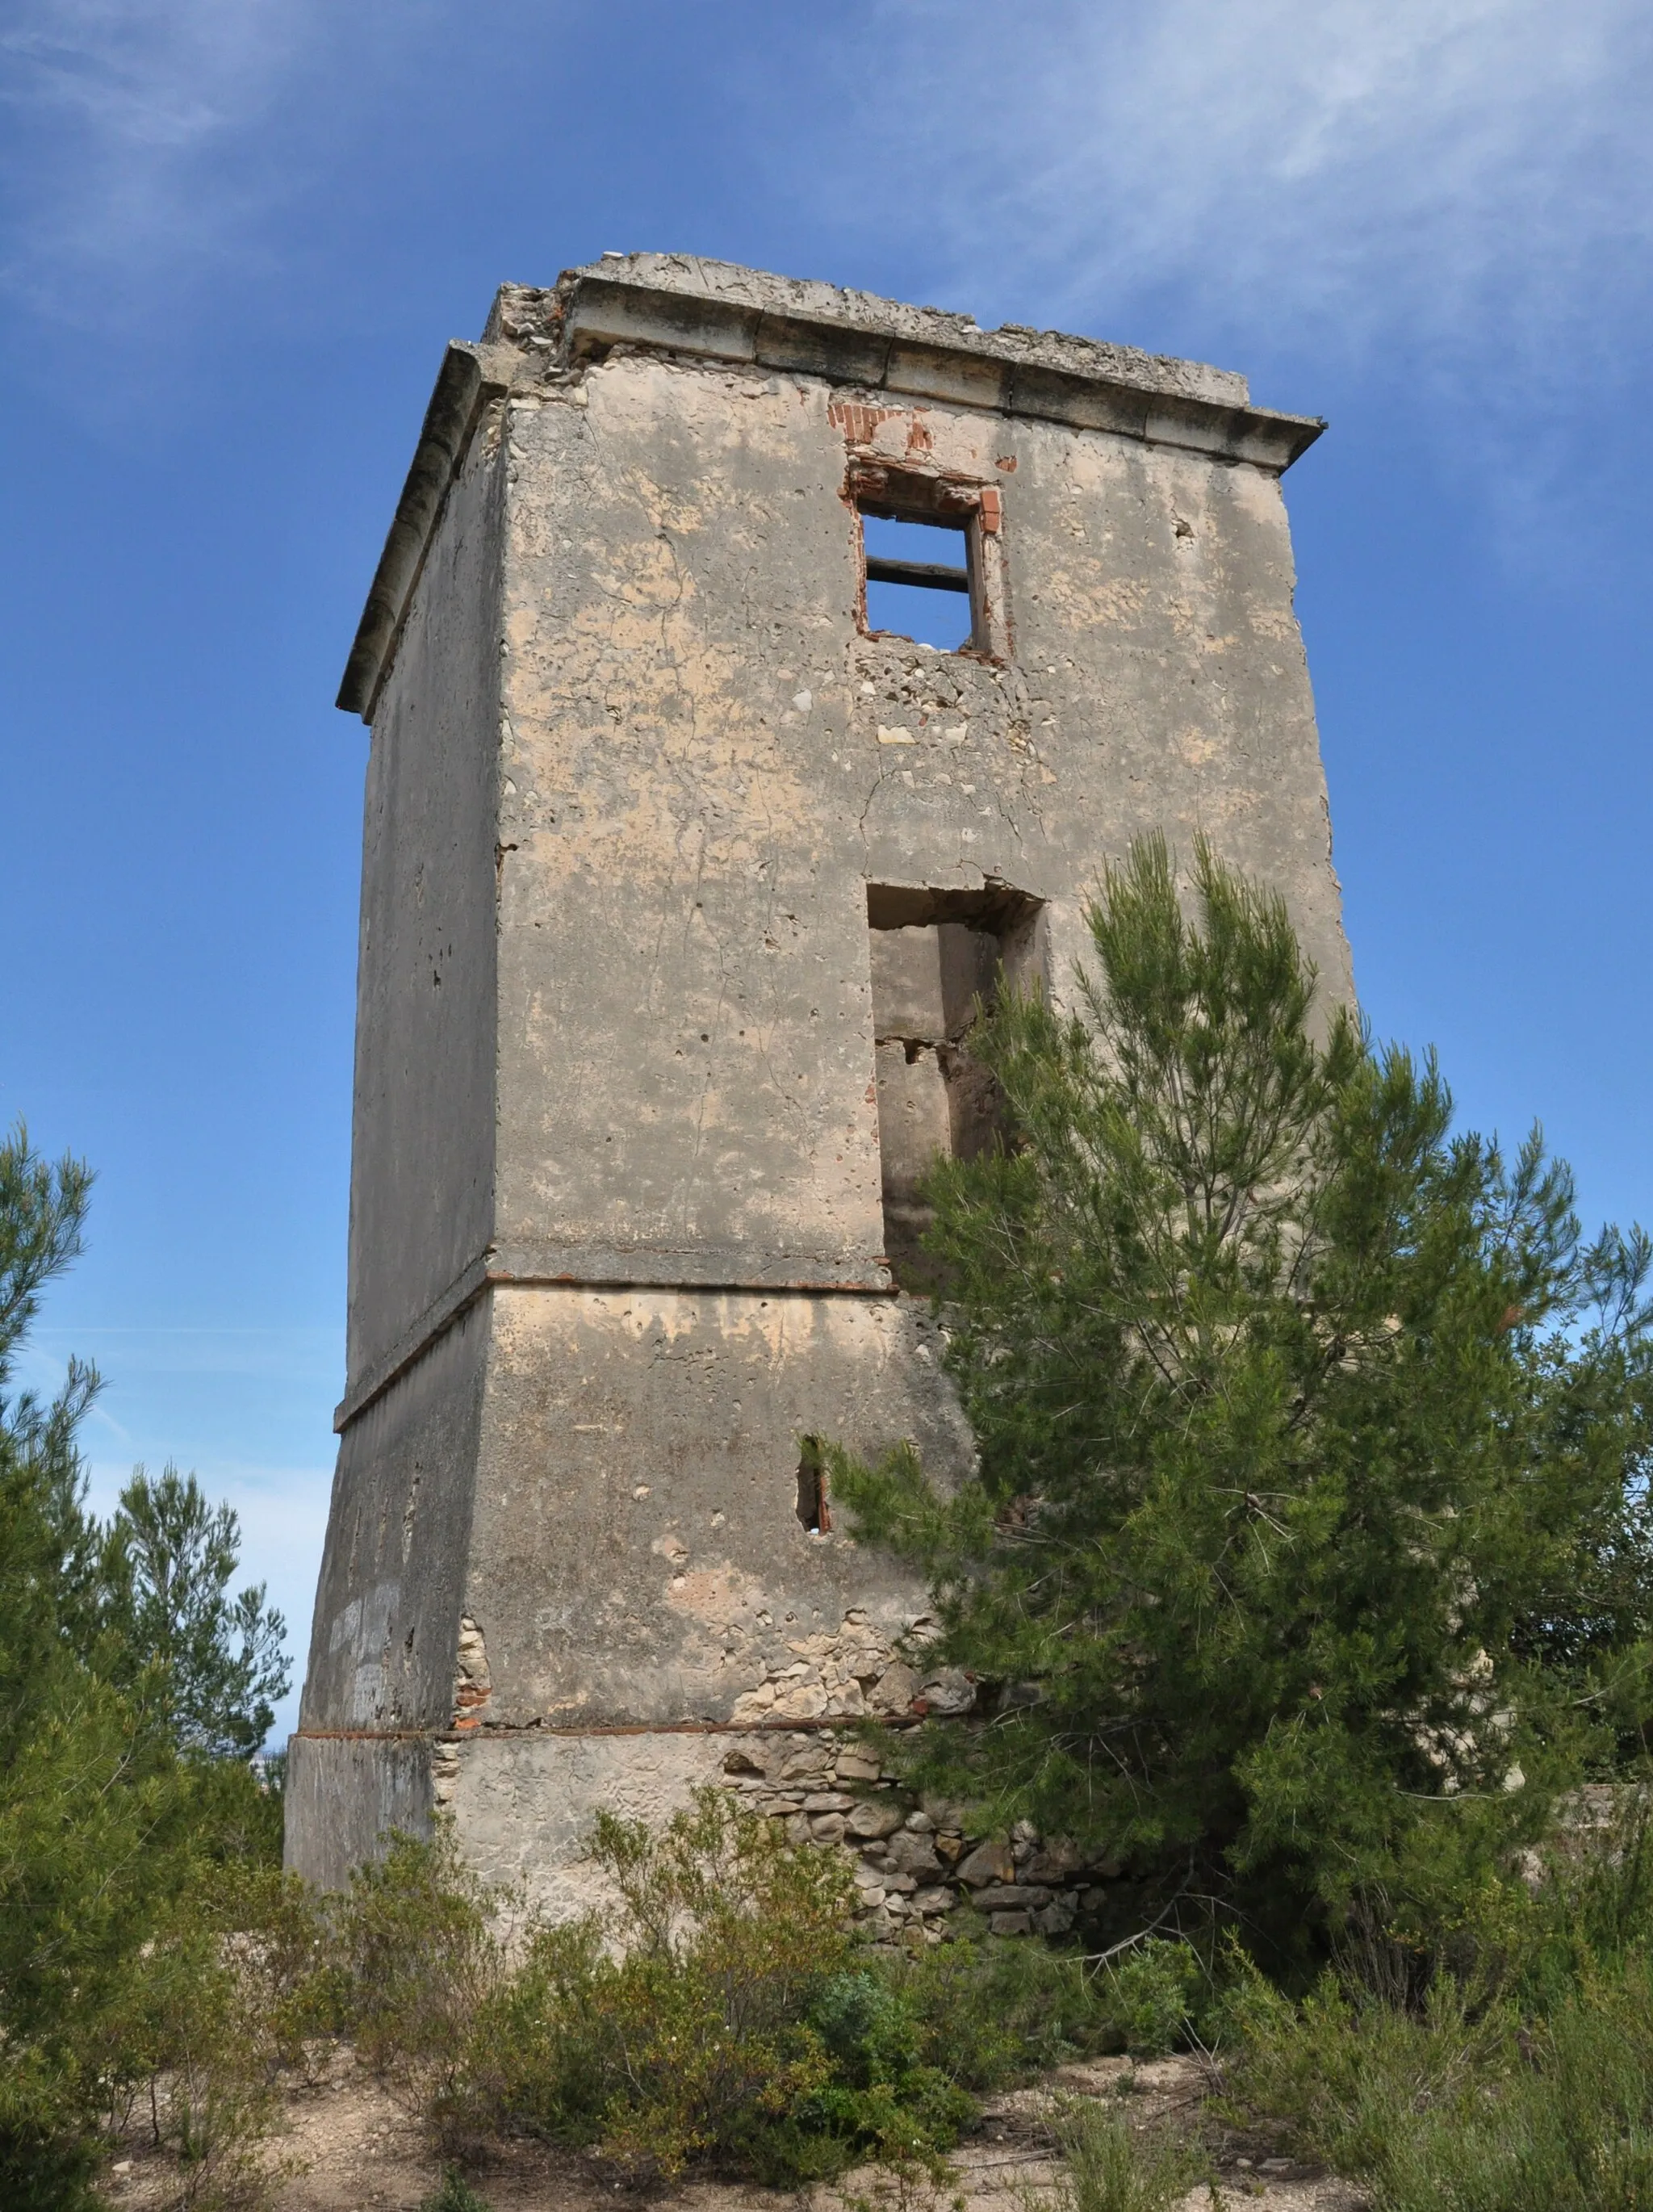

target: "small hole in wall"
[797,1437,830,1535]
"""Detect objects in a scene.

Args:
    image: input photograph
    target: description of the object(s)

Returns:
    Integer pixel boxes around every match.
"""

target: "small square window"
[860,512,974,651]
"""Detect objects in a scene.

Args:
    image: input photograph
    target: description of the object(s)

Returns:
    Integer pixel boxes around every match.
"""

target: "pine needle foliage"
[0,1125,169,2206]
[0,1121,291,2203]
[99,1464,290,1759]
[830,836,1653,1969]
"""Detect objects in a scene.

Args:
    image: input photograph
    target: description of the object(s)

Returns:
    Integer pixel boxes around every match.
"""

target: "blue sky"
[2,1,1650,1745]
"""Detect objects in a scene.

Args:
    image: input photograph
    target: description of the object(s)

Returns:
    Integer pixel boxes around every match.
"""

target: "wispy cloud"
[0,1,322,317]
[9,0,1647,395]
[811,0,1653,389]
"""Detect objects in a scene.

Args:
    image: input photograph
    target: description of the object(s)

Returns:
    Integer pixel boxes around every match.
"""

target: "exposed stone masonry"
[727,1607,975,1724]
[719,1728,1116,1945]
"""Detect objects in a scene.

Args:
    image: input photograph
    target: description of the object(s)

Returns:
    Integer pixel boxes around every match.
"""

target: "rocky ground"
[100,2051,1366,2212]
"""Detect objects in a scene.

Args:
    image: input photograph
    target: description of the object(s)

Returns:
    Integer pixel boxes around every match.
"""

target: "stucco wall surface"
[462,1284,973,1729]
[438,1732,734,1921]
[346,426,504,1389]
[489,354,1347,1283]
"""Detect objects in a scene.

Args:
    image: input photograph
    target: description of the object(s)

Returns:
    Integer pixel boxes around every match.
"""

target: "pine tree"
[0,1127,171,2206]
[101,1464,290,1759]
[831,837,1653,1967]
[0,1123,291,2202]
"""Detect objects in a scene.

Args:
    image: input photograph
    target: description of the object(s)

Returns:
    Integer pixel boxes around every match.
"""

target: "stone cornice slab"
[555,273,1322,472]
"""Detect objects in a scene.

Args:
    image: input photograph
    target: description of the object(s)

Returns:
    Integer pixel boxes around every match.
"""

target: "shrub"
[329,1790,1073,2185]
[106,1921,281,2209]
[91,1861,326,2208]
[1096,1938,1203,2057]
[480,1788,868,2180]
[799,1966,977,2173]
[321,1824,506,2137]
[1228,1963,1653,2210]
[898,1921,1114,2081]
[1040,2102,1204,2212]
[1222,1810,1653,2210]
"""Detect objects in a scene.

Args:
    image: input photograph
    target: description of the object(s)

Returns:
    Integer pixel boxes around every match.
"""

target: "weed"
[1027,2103,1203,2212]
[418,2168,493,2212]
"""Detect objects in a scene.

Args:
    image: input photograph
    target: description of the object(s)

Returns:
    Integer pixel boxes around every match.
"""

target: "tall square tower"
[287,256,1350,1910]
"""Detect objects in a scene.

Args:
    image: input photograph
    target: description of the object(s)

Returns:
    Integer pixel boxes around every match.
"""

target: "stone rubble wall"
[718,1725,1121,1945]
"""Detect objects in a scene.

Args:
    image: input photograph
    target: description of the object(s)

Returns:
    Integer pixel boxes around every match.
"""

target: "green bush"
[320,1825,504,2136]
[1228,1961,1653,2210]
[1097,1939,1203,2058]
[333,1792,1146,2185]
[898,1921,1114,2080]
[896,1916,1202,2072]
[799,1967,977,2172]
[475,1788,908,2181]
[1222,1808,1653,2210]
[1035,2102,1204,2212]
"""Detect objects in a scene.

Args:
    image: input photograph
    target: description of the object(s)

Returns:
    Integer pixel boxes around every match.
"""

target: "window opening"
[861,513,973,651]
[796,1437,830,1535]
[867,886,1044,1291]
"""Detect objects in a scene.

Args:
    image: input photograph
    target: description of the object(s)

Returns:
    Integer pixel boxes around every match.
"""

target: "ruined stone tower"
[286,254,1350,1912]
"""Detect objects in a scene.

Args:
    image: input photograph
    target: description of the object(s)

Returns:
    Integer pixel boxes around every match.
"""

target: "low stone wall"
[719,1725,1119,1945]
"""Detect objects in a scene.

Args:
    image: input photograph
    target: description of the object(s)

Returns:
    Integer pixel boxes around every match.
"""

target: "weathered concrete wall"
[295,1297,489,1740]
[345,427,504,1392]
[493,360,889,1281]
[285,1732,433,1895]
[289,255,1351,1904]
[488,354,1348,1285]
[462,1286,972,1729]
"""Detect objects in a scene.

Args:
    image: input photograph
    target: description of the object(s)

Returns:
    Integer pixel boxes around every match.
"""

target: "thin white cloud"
[817,0,1653,385]
[0,3,295,304]
[9,0,1646,395]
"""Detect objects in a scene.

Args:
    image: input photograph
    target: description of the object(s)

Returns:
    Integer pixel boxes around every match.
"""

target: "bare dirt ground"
[100,2051,1366,2212]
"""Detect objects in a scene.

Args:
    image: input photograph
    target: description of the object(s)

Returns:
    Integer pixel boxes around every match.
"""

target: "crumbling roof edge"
[512,252,1257,410]
[337,262,1326,723]
[554,270,1324,467]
